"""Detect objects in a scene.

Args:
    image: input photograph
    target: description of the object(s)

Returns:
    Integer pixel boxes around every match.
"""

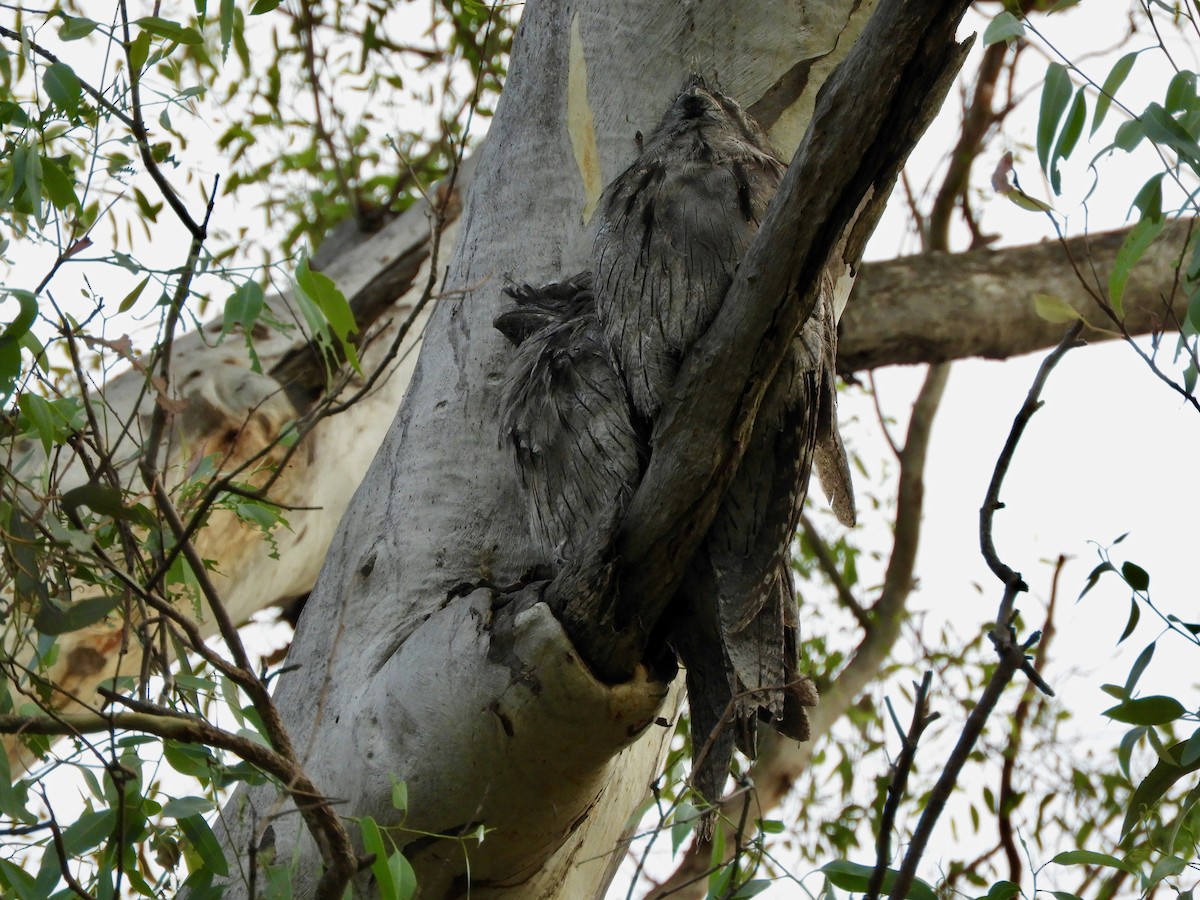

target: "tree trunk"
[214,0,978,896]
[9,0,1190,892]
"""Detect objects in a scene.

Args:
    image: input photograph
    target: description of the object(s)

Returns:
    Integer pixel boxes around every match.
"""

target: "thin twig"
[800,513,870,629]
[998,555,1063,883]
[890,327,1080,899]
[865,671,938,900]
[38,788,96,900]
[981,320,1085,627]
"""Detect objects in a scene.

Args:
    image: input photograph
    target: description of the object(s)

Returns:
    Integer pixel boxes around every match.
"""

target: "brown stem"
[928,41,1007,252]
[981,322,1084,627]
[116,1,203,239]
[865,671,939,900]
[39,789,96,900]
[997,555,1063,883]
[799,513,870,630]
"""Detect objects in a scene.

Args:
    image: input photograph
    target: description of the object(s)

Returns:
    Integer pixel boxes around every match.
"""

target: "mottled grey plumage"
[594,80,786,421]
[496,274,644,569]
[593,78,853,807]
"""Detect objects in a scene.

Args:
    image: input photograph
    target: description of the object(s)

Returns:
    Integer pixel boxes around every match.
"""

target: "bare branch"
[865,671,939,900]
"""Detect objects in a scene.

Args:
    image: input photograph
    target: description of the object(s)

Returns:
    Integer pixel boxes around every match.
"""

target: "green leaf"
[1166,70,1198,114]
[1118,726,1146,780]
[6,508,49,613]
[58,14,100,41]
[128,31,151,74]
[178,814,229,876]
[1142,102,1200,174]
[1182,727,1200,767]
[1117,597,1139,644]
[61,483,155,527]
[40,156,80,211]
[0,751,32,824]
[1109,216,1165,315]
[1102,695,1186,726]
[18,392,58,456]
[1124,642,1155,696]
[296,258,357,342]
[1050,849,1132,872]
[1050,893,1084,900]
[3,289,38,343]
[1006,188,1054,214]
[1050,88,1087,193]
[0,101,30,128]
[34,595,117,635]
[294,257,360,371]
[250,0,283,13]
[671,802,698,853]
[1079,560,1115,600]
[1038,63,1073,177]
[1121,560,1150,591]
[1113,118,1144,153]
[136,16,203,45]
[1149,854,1188,883]
[361,818,398,900]
[161,796,213,819]
[1167,782,1200,853]
[42,62,82,116]
[0,858,40,900]
[1122,739,1200,838]
[758,818,785,834]
[391,850,417,900]
[219,0,235,59]
[119,276,151,313]
[1093,52,1137,136]
[391,777,408,813]
[163,740,218,778]
[820,860,938,900]
[59,808,114,855]
[980,881,1020,900]
[0,340,22,406]
[1188,288,1200,333]
[14,144,45,225]
[1034,293,1081,323]
[983,12,1025,45]
[220,280,264,340]
[1130,173,1165,222]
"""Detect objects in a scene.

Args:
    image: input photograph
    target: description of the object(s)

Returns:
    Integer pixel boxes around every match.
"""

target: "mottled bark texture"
[12,1,1190,898]
[212,0,978,896]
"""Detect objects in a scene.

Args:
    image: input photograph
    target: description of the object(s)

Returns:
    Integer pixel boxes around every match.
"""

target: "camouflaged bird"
[592,77,854,810]
[495,273,645,570]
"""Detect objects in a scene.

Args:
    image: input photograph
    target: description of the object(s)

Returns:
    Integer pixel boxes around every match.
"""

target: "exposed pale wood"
[213,1,895,896]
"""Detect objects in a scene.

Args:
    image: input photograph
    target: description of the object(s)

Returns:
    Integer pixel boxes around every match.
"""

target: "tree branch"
[889,326,1081,899]
[866,671,939,900]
